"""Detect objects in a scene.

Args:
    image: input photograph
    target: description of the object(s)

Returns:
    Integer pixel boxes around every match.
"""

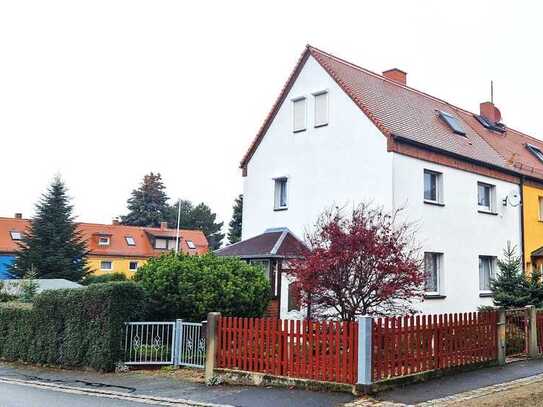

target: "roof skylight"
[10,231,22,240]
[438,111,466,136]
[125,236,136,246]
[527,144,543,163]
[474,114,506,133]
[186,240,196,249]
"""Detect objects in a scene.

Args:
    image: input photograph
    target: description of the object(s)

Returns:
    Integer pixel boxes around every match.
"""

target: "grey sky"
[1,0,541,233]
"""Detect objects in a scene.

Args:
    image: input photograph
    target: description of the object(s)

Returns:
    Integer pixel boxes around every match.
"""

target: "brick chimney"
[480,101,502,123]
[112,218,119,225]
[160,221,168,230]
[383,68,407,86]
[14,213,22,219]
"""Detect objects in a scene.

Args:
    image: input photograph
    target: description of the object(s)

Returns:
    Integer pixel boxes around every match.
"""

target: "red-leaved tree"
[289,204,424,320]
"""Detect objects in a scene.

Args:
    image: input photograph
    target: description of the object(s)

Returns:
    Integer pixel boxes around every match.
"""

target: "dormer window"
[186,240,196,249]
[98,236,110,246]
[438,111,466,136]
[125,236,136,246]
[527,144,543,163]
[10,231,22,240]
[155,238,167,249]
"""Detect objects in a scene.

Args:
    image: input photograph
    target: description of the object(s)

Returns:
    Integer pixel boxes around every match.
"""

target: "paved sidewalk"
[0,363,354,407]
[368,358,543,405]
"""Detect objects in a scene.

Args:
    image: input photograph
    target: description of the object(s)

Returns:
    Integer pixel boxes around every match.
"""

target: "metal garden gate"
[124,319,207,368]
[505,308,528,358]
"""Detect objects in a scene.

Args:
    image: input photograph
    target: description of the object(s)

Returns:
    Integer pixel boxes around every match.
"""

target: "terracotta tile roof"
[215,227,305,258]
[241,45,543,182]
[0,217,208,257]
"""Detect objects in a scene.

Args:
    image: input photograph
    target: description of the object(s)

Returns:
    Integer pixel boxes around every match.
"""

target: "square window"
[293,97,306,132]
[129,261,138,271]
[314,91,328,127]
[100,260,113,271]
[479,256,496,291]
[274,178,288,210]
[167,239,177,250]
[478,182,495,212]
[9,231,22,240]
[155,238,167,249]
[424,170,443,203]
[424,252,442,294]
[186,240,196,249]
[125,236,136,246]
[98,236,110,246]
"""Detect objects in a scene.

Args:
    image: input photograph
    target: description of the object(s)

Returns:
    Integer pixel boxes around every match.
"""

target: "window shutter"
[314,92,328,127]
[293,98,306,132]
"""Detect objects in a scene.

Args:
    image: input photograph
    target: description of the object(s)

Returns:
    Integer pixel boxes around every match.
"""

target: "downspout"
[520,176,526,272]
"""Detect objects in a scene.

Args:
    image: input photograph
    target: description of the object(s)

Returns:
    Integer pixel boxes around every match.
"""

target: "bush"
[135,253,271,321]
[81,272,128,286]
[0,282,147,371]
[0,281,16,303]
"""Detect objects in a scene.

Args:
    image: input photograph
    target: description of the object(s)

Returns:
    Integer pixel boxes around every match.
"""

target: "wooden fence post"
[357,316,372,391]
[205,312,221,384]
[526,305,538,358]
[497,309,506,365]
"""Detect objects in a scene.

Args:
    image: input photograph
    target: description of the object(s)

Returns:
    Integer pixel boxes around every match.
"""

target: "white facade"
[242,55,521,318]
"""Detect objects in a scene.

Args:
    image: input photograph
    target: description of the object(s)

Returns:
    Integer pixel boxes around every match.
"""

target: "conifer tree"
[227,194,243,244]
[526,266,543,308]
[120,172,169,227]
[11,176,89,281]
[491,243,529,308]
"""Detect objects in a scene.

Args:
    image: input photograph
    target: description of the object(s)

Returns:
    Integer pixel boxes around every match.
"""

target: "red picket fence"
[372,311,497,382]
[537,311,543,353]
[216,317,358,384]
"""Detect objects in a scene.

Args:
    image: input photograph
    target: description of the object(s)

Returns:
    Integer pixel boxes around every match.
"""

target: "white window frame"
[423,169,443,205]
[167,239,177,250]
[129,261,138,271]
[186,240,196,249]
[155,238,168,249]
[292,97,307,133]
[424,252,443,295]
[274,177,288,210]
[477,182,496,213]
[98,236,110,246]
[479,255,496,293]
[9,231,22,240]
[125,236,136,246]
[100,260,113,271]
[313,90,328,128]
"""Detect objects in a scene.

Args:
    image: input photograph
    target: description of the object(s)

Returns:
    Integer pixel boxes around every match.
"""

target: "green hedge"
[0,282,147,371]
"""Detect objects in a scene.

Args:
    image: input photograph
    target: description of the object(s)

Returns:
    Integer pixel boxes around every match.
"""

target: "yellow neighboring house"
[0,215,209,277]
[523,181,543,274]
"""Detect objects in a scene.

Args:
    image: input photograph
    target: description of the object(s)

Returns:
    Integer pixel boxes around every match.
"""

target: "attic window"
[10,231,22,240]
[438,111,466,136]
[474,114,506,133]
[186,240,196,249]
[125,236,136,246]
[527,144,543,163]
[98,236,110,246]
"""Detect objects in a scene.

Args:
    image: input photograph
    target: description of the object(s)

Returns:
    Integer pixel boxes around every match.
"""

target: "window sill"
[479,292,493,298]
[293,128,306,134]
[424,200,445,207]
[274,207,288,212]
[314,123,328,128]
[478,209,498,216]
[424,294,446,300]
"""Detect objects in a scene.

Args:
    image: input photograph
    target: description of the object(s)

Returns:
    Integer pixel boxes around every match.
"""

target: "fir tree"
[526,266,543,308]
[120,172,169,227]
[11,176,89,281]
[227,194,243,244]
[491,243,529,308]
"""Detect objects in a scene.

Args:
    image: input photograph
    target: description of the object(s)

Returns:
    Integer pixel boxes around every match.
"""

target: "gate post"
[173,319,183,366]
[497,309,506,365]
[526,305,538,358]
[357,316,373,391]
[205,312,221,384]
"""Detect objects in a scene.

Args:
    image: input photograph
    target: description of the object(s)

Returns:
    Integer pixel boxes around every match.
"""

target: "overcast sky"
[1,1,541,233]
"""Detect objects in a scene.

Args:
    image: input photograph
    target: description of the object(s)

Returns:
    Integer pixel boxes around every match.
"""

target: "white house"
[233,45,526,319]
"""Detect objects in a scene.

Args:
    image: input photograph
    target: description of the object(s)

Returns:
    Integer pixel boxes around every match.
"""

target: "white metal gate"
[124,319,206,368]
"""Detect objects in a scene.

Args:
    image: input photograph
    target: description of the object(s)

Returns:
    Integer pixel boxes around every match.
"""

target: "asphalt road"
[0,382,145,407]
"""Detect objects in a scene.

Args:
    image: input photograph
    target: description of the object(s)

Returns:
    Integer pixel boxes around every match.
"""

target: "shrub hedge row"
[0,282,146,371]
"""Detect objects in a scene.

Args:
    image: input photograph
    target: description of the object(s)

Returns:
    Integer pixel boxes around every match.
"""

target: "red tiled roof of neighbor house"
[215,227,306,258]
[0,216,208,257]
[240,45,543,183]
